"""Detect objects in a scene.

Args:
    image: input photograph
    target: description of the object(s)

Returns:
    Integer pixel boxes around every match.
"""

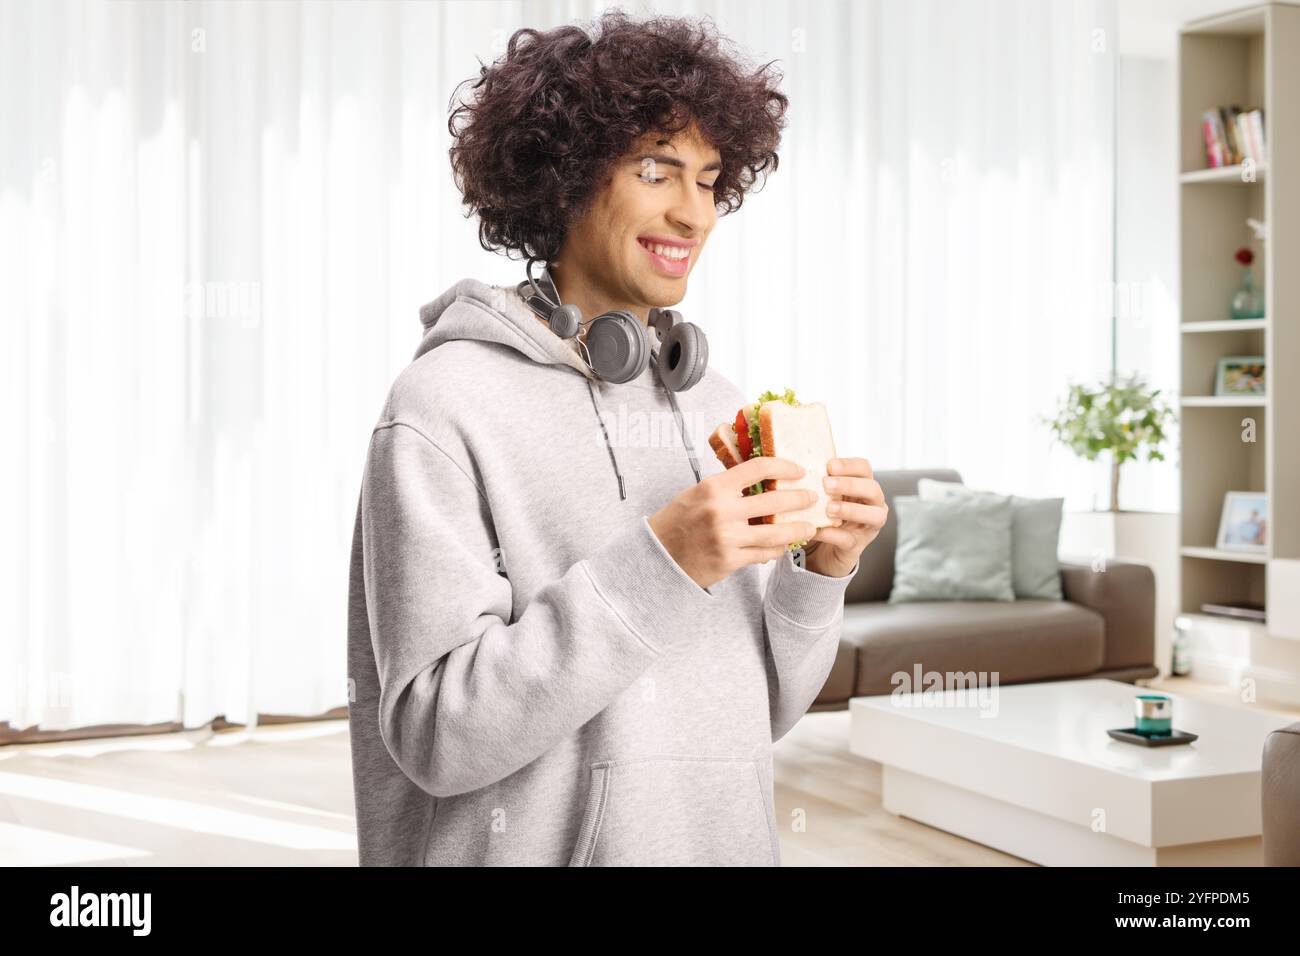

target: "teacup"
[1135,694,1172,735]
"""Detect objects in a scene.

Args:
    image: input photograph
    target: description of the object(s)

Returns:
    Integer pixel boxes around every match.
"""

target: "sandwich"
[708,388,843,549]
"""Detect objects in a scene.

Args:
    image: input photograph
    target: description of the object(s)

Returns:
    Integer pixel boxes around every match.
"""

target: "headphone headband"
[523,257,562,314]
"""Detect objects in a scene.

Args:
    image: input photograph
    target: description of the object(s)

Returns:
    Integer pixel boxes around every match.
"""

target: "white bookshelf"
[1180,545,1269,565]
[1180,395,1266,407]
[1178,3,1300,642]
[1181,318,1266,332]
[1179,162,1268,184]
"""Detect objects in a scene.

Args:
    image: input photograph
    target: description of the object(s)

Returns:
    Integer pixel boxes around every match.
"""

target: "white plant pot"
[1059,510,1180,678]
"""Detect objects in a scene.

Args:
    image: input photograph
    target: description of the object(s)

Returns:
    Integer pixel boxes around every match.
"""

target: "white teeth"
[646,241,689,261]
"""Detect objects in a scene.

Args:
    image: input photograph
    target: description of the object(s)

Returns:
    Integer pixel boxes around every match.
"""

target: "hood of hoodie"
[412,278,701,499]
[415,278,605,381]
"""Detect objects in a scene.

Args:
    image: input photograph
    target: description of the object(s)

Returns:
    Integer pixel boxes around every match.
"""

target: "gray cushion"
[917,478,1063,600]
[845,469,966,605]
[888,494,1015,603]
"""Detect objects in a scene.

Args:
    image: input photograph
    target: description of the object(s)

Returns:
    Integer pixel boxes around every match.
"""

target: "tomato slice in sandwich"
[735,409,753,459]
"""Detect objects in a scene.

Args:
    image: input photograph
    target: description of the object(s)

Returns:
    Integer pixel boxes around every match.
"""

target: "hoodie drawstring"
[585,379,627,501]
[584,371,702,503]
[662,379,703,486]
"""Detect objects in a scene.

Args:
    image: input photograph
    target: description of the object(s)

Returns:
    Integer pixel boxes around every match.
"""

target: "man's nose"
[665,181,714,234]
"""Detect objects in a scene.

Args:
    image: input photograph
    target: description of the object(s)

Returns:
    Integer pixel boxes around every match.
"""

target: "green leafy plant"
[1041,373,1176,512]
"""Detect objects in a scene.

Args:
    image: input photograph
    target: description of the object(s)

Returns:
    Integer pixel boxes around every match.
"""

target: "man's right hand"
[648,456,817,591]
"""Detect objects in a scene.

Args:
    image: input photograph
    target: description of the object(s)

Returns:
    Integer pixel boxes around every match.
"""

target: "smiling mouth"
[637,237,692,276]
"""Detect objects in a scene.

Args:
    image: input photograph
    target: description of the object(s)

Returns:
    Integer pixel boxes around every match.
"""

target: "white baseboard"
[1191,655,1250,686]
[1240,664,1300,709]
[1185,658,1300,710]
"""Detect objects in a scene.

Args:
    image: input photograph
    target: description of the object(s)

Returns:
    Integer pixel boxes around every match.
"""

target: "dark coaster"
[1106,726,1199,747]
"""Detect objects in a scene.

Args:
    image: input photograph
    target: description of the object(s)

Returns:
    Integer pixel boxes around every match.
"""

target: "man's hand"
[803,457,888,578]
[649,456,818,591]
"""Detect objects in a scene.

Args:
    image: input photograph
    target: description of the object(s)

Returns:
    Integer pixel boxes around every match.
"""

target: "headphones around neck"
[515,257,708,391]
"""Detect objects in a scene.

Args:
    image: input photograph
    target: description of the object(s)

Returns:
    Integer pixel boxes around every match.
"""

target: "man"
[347,9,887,866]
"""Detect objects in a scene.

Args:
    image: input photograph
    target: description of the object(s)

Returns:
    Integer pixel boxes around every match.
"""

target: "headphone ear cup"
[585,311,650,384]
[548,303,583,339]
[655,321,708,392]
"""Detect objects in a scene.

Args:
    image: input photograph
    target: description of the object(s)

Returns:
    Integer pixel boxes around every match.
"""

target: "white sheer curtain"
[678,0,1117,503]
[1,0,1115,735]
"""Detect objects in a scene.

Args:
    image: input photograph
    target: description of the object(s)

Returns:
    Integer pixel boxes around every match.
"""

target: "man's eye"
[638,173,716,191]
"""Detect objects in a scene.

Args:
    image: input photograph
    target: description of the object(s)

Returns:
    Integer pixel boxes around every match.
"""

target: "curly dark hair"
[447,8,789,261]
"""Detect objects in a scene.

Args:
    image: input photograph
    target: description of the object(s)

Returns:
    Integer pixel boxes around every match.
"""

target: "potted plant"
[1043,372,1176,512]
[1043,374,1180,676]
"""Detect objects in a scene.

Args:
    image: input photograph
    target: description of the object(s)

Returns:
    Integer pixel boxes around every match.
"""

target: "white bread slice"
[758,401,843,529]
[707,422,745,470]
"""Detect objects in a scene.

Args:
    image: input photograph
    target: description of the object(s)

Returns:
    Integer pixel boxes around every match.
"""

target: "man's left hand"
[802,457,889,578]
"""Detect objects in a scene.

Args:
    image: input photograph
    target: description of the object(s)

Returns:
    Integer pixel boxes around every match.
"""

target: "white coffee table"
[848,678,1294,866]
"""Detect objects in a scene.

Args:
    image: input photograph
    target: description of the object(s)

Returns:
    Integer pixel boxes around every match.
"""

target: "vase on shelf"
[1230,247,1265,320]
[1230,268,1265,320]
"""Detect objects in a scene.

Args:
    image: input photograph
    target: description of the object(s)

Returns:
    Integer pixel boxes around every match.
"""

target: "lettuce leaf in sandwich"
[742,387,800,496]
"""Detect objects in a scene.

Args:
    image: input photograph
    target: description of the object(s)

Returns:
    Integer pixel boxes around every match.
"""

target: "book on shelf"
[1199,601,1267,623]
[1201,106,1266,168]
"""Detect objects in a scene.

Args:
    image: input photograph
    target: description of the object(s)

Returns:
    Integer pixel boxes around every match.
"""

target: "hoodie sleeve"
[361,420,719,798]
[762,548,858,743]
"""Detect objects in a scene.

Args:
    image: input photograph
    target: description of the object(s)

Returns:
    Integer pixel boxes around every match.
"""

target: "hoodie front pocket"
[567,754,776,867]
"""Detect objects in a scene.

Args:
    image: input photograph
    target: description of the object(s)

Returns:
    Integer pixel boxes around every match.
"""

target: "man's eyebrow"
[636,152,723,173]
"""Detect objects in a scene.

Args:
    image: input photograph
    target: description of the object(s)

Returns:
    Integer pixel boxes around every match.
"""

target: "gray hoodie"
[346,278,858,866]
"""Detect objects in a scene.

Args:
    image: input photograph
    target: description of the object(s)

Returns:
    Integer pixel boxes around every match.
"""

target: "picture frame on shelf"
[1215,491,1268,554]
[1214,355,1265,396]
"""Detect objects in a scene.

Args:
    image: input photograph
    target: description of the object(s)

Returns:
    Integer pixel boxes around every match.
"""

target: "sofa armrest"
[1059,557,1155,671]
[1263,722,1300,866]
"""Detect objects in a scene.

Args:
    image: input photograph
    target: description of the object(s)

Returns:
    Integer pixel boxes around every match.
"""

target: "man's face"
[557,121,721,310]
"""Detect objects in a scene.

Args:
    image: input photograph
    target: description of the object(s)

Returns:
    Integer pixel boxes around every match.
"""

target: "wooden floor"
[5,675,1290,867]
[0,722,357,866]
[772,711,1028,866]
[0,709,1030,866]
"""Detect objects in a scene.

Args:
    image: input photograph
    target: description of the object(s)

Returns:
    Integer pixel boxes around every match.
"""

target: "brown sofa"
[1262,722,1300,865]
[812,469,1159,709]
